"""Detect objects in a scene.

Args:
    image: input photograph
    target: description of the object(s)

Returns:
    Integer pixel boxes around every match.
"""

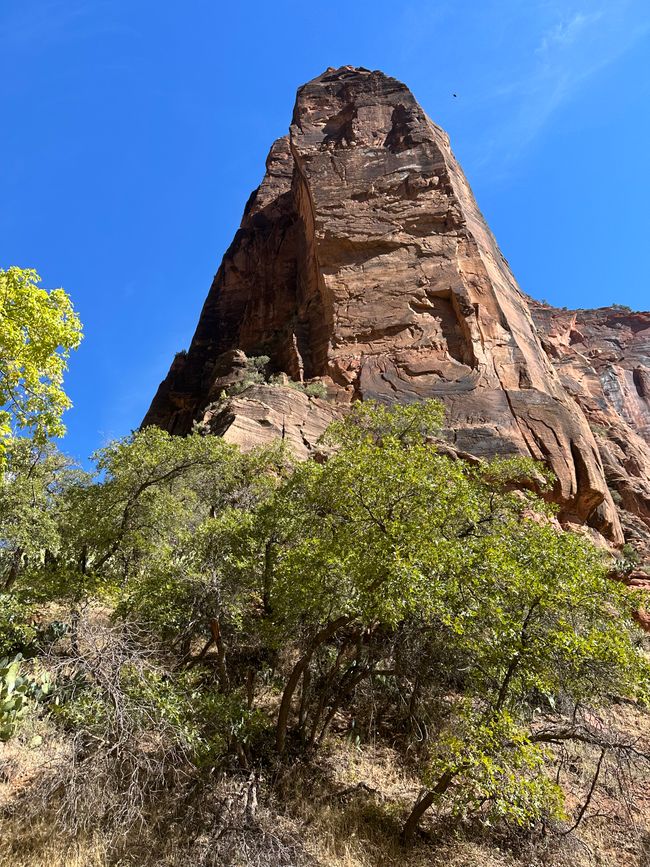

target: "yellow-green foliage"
[0,267,82,468]
[0,653,50,741]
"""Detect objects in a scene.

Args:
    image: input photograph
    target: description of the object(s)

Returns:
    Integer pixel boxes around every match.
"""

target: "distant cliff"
[144,66,649,562]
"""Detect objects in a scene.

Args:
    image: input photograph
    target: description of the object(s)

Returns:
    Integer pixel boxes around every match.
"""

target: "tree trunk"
[262,540,274,615]
[401,770,456,843]
[297,668,311,734]
[246,668,256,710]
[210,618,230,691]
[307,638,355,746]
[275,616,350,753]
[495,598,541,711]
[317,667,372,745]
[3,547,23,591]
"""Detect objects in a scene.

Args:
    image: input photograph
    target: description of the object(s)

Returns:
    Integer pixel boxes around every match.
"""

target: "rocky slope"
[145,66,649,556]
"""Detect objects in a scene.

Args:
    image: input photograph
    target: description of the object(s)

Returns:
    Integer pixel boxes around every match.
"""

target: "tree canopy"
[0,279,648,854]
[0,267,82,468]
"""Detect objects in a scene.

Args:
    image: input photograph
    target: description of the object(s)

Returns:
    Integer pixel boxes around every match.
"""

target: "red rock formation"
[203,383,340,459]
[145,66,650,548]
[531,304,650,559]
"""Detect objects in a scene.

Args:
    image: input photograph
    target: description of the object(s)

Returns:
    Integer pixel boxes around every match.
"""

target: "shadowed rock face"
[143,66,650,545]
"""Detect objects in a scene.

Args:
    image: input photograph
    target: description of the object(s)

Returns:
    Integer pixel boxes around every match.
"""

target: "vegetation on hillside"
[1,269,650,866]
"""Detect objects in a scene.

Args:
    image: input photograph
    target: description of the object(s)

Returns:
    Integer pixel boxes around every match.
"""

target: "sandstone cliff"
[531,303,650,566]
[145,66,649,554]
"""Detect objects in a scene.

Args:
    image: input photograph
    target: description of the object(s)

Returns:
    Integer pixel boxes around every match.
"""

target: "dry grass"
[0,825,108,867]
[552,703,650,867]
[271,741,538,867]
[2,702,650,866]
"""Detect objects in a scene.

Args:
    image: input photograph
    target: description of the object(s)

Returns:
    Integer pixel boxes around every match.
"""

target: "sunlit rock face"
[145,66,649,547]
[531,303,650,558]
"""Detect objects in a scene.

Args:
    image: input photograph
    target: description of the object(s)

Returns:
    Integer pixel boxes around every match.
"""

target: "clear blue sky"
[1,0,649,463]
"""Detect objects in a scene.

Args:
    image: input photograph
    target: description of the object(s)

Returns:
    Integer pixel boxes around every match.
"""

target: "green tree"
[0,438,79,593]
[0,438,83,667]
[0,267,82,468]
[246,401,551,753]
[36,425,289,655]
[400,514,649,839]
[227,401,650,836]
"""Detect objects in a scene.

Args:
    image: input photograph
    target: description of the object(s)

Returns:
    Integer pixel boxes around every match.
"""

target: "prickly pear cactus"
[0,654,50,741]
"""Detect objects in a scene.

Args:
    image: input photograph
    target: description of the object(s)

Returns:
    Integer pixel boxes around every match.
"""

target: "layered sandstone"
[531,304,650,560]
[145,66,650,547]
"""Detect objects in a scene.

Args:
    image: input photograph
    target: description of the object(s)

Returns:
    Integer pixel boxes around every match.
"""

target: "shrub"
[7,398,650,852]
[303,381,327,398]
[609,487,623,506]
[229,356,270,394]
[0,593,36,657]
[226,356,328,400]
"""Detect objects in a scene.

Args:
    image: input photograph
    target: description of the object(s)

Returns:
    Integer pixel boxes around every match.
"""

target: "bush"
[229,355,270,394]
[0,593,36,657]
[5,398,650,853]
[226,355,328,400]
[614,542,641,575]
[609,487,623,506]
[303,381,327,398]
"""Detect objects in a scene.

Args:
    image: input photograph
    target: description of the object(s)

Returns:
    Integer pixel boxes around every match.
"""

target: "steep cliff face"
[531,304,650,562]
[145,66,649,547]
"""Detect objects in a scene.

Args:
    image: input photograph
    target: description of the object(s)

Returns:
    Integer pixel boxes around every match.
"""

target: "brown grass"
[2,706,650,866]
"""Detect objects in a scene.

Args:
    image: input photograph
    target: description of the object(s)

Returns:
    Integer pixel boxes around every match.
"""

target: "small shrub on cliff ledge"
[222,354,328,400]
[298,380,328,398]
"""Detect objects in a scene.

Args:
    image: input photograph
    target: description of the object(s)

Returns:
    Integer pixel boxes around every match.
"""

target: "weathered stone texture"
[531,304,650,557]
[202,384,339,459]
[145,66,650,548]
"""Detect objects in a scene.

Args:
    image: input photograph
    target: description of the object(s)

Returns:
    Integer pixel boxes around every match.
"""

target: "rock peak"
[319,65,374,77]
[144,70,650,553]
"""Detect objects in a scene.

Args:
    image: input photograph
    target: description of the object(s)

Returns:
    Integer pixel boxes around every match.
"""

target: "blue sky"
[1,0,649,463]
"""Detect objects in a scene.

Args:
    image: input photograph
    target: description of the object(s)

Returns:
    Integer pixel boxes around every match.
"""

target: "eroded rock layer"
[531,304,650,560]
[145,66,650,547]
